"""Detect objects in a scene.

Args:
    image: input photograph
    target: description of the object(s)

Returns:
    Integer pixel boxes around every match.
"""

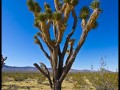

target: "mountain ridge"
[2,65,112,73]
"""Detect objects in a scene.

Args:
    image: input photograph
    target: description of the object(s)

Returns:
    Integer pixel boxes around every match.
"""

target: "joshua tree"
[27,0,102,89]
[1,55,7,69]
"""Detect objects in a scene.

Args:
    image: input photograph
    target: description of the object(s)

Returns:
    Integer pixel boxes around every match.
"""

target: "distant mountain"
[2,65,112,73]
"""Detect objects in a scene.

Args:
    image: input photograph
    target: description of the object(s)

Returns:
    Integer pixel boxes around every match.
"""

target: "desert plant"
[87,57,118,90]
[1,55,7,69]
[72,72,87,89]
[37,75,46,84]
[26,0,102,89]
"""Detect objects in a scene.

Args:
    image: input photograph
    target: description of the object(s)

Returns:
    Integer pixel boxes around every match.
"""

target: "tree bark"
[53,81,62,90]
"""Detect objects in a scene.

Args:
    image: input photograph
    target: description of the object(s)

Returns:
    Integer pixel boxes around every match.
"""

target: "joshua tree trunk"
[53,81,61,90]
[27,0,102,89]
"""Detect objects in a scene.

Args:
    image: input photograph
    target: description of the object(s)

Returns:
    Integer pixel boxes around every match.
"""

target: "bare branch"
[53,21,58,39]
[65,41,74,66]
[62,9,77,58]
[34,63,53,88]
[37,33,53,52]
[34,38,52,61]
[39,62,50,74]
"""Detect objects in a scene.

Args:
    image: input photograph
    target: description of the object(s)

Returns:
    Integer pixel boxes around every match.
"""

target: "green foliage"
[2,72,46,83]
[44,2,50,10]
[2,72,118,89]
[90,0,100,10]
[58,2,63,8]
[91,21,98,29]
[79,6,90,19]
[27,0,41,13]
[38,13,46,22]
[34,2,41,13]
[45,8,52,19]
[45,13,52,19]
[36,32,41,36]
[52,12,62,20]
[72,72,87,88]
[34,18,39,27]
[85,72,118,90]
[63,0,71,4]
[37,75,46,84]
[46,8,52,14]
[34,35,37,39]
[34,21,39,27]
[63,0,79,6]
[71,0,79,6]
[27,0,34,11]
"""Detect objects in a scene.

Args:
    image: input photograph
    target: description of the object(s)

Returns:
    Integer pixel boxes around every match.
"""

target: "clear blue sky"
[2,0,118,72]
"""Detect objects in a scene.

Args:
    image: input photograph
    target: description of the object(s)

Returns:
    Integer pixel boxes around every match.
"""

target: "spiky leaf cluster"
[45,8,52,19]
[63,0,79,6]
[79,6,90,19]
[44,3,50,10]
[63,0,71,3]
[34,2,41,13]
[34,35,40,44]
[58,2,63,8]
[34,18,39,27]
[38,13,46,22]
[71,0,79,6]
[90,0,100,10]
[36,32,41,36]
[46,8,52,14]
[45,9,52,19]
[52,12,62,20]
[34,35,38,39]
[44,3,52,19]
[91,21,98,29]
[69,39,76,45]
[27,0,41,13]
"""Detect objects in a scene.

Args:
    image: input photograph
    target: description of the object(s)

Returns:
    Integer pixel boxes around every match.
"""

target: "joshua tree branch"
[52,47,59,82]
[54,0,59,11]
[53,21,58,39]
[38,33,53,52]
[86,8,101,31]
[47,20,52,29]
[35,38,52,61]
[39,62,50,74]
[59,9,101,83]
[74,8,101,55]
[65,44,74,66]
[34,63,53,88]
[60,3,67,13]
[62,9,77,59]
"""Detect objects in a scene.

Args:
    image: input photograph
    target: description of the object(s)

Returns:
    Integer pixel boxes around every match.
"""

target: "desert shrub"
[37,75,46,84]
[72,72,87,89]
[64,73,73,83]
[86,72,118,90]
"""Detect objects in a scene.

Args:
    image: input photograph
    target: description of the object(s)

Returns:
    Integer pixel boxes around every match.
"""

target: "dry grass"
[2,77,95,90]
